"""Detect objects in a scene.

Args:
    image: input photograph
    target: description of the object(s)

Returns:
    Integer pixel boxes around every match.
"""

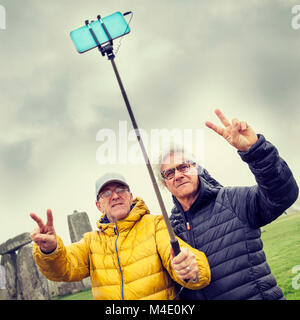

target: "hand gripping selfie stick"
[72,13,182,257]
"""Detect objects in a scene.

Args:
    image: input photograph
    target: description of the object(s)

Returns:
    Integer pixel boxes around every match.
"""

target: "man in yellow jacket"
[30,173,211,300]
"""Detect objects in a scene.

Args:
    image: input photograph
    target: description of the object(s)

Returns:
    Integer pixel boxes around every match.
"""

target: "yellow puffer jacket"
[33,198,211,300]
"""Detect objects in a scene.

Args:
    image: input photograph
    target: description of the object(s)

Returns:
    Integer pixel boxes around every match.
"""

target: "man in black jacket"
[157,109,299,300]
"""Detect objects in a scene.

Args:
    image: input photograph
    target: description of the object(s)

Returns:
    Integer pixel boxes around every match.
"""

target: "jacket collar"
[96,197,150,235]
[172,166,222,215]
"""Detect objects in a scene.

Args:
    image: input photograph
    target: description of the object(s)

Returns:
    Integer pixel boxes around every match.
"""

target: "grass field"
[261,210,300,300]
[53,211,300,300]
[52,287,93,300]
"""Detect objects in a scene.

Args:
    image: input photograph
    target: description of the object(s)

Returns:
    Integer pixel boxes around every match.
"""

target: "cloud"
[0,139,33,175]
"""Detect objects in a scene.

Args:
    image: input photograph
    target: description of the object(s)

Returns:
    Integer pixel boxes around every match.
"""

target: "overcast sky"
[0,0,299,245]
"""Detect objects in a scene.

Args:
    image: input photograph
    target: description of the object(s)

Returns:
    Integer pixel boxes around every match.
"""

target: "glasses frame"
[161,160,196,181]
[98,186,129,200]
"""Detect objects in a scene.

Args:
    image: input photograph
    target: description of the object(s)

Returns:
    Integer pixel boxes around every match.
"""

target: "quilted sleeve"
[32,233,90,282]
[227,134,299,228]
[154,215,211,290]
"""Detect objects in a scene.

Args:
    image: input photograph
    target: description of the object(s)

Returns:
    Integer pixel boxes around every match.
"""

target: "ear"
[95,201,104,213]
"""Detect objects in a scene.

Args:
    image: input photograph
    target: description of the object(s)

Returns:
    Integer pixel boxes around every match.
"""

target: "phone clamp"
[85,17,115,60]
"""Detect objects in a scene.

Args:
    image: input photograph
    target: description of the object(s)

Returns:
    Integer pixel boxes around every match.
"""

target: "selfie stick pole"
[85,15,181,256]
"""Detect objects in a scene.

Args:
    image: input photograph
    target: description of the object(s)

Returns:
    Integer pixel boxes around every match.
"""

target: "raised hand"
[205,109,258,152]
[171,247,199,283]
[30,209,57,253]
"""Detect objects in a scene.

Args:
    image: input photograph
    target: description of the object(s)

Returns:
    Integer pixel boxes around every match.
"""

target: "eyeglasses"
[98,187,129,199]
[161,161,196,180]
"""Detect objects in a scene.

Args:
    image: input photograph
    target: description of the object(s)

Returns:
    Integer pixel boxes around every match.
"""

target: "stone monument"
[0,210,94,300]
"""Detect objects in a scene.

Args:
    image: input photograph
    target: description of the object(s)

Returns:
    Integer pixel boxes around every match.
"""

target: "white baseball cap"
[95,173,129,200]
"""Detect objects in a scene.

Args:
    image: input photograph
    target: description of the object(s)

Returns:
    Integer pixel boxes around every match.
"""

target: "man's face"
[96,183,133,222]
[161,152,199,199]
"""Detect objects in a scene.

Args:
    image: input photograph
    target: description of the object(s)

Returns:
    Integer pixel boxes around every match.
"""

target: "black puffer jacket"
[170,134,299,300]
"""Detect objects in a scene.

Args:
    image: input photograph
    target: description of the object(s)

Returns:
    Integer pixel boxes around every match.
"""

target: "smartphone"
[70,11,130,54]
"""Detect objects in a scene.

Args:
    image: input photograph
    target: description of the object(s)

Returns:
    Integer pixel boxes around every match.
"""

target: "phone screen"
[70,12,130,54]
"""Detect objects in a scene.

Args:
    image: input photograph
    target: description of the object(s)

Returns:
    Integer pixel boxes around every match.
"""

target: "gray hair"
[154,143,199,187]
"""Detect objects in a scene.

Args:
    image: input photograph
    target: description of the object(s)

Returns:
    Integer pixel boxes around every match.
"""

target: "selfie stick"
[85,14,181,256]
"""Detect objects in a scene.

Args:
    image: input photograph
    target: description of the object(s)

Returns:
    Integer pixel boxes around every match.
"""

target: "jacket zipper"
[114,224,124,300]
[184,212,196,248]
[184,212,208,300]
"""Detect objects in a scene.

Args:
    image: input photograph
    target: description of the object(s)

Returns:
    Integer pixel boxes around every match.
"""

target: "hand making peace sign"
[30,209,57,253]
[205,109,258,152]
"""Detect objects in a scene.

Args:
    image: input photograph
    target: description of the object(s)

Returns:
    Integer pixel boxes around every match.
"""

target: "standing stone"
[67,210,92,291]
[47,279,85,298]
[16,243,50,300]
[0,253,17,300]
[67,210,92,243]
[0,233,31,255]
